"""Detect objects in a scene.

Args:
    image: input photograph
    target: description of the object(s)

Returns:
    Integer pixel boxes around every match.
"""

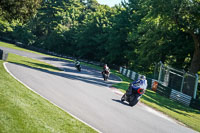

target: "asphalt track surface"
[0,46,197,133]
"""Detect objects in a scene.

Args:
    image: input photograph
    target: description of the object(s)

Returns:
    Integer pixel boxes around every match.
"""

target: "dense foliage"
[0,0,199,75]
[0,0,42,23]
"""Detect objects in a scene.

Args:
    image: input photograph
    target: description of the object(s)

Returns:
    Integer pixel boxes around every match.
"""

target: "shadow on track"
[40,57,120,81]
[9,62,120,88]
[112,99,132,107]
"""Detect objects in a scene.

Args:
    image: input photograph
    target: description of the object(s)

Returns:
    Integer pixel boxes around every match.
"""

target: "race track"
[1,46,196,133]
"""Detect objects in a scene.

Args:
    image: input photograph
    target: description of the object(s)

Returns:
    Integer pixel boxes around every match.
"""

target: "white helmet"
[140,75,146,80]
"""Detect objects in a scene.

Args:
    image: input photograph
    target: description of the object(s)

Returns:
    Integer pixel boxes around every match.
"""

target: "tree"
[86,0,100,11]
[105,5,132,66]
[125,0,148,70]
[149,0,200,73]
[0,0,42,23]
[75,5,113,61]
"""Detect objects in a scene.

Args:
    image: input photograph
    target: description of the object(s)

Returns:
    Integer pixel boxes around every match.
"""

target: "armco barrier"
[131,71,136,80]
[170,89,192,106]
[119,67,123,73]
[122,68,127,76]
[127,70,131,78]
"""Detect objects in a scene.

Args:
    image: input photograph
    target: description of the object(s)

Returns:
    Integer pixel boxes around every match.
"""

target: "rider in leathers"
[75,60,81,68]
[127,75,148,95]
[102,64,110,77]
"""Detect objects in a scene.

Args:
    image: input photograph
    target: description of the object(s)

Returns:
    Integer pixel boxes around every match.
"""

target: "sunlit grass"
[0,41,42,55]
[0,59,96,133]
[141,89,200,132]
[112,81,129,93]
[0,41,73,62]
[7,53,61,72]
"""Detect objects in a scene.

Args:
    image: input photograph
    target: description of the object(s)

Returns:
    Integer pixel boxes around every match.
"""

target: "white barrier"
[127,70,130,77]
[119,67,123,73]
[123,68,127,75]
[131,72,136,80]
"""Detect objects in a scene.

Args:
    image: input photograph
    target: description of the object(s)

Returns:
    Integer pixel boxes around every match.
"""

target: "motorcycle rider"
[127,75,148,96]
[75,60,81,68]
[102,64,110,77]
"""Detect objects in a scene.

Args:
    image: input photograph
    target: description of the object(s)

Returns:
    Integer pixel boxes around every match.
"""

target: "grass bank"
[7,53,62,72]
[0,41,44,55]
[0,41,73,62]
[0,59,96,132]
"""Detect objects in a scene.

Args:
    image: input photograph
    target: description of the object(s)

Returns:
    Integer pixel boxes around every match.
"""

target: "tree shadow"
[39,56,121,81]
[8,61,121,88]
[23,61,61,71]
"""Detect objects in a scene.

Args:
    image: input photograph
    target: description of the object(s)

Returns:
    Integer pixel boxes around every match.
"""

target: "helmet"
[140,75,146,80]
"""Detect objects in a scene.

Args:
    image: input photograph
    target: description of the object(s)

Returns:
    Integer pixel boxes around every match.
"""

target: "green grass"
[7,53,61,72]
[0,60,96,133]
[112,81,129,93]
[0,41,43,55]
[0,41,74,62]
[141,90,200,131]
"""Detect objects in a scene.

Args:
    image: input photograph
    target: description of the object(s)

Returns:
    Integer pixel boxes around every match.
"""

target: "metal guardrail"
[170,89,192,106]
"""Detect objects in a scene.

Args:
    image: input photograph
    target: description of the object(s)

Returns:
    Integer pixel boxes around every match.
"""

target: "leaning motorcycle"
[102,70,109,81]
[121,83,145,106]
[75,64,81,72]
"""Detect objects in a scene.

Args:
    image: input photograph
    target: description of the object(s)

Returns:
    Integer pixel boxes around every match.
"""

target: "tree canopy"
[0,0,199,75]
[0,0,42,23]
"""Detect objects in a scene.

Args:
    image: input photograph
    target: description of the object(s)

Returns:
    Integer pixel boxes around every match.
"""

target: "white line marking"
[3,62,102,133]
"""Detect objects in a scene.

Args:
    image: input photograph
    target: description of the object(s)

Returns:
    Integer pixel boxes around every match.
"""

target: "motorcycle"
[121,83,145,106]
[102,70,109,81]
[75,64,81,72]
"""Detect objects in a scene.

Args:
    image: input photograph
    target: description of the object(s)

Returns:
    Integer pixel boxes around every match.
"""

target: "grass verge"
[140,90,200,131]
[7,53,61,72]
[0,60,96,133]
[0,41,73,62]
[0,41,44,55]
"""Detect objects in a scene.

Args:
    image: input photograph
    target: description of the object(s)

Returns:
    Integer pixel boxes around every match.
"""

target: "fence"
[119,65,200,109]
[154,62,199,99]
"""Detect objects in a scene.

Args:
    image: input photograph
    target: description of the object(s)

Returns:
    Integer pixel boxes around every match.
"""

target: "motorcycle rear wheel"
[103,74,108,81]
[129,95,139,106]
[121,94,125,102]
